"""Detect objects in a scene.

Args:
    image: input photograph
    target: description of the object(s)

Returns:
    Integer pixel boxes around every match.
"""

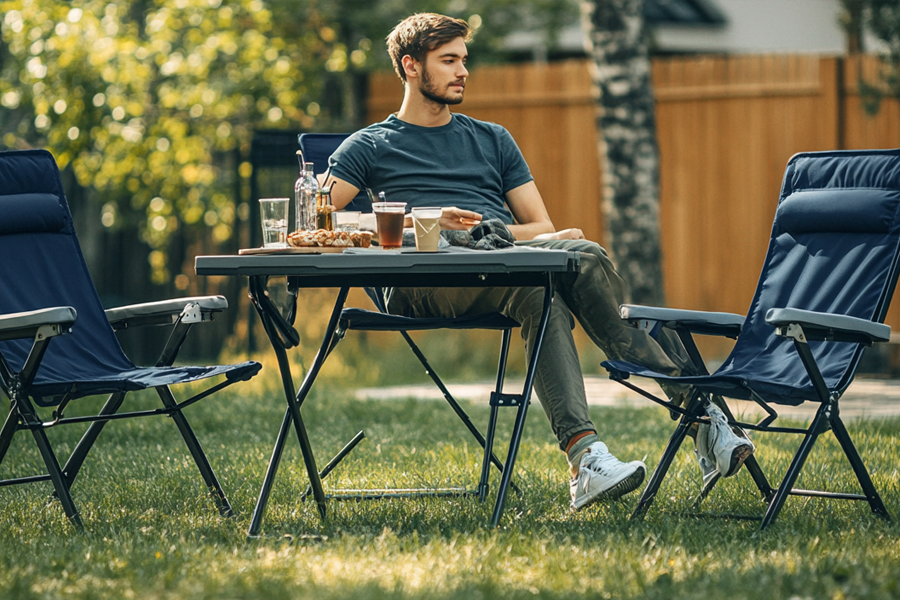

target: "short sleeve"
[328,132,376,191]
[496,127,533,193]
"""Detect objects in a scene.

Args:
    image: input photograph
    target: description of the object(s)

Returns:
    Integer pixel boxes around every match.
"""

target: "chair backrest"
[716,149,900,404]
[298,133,371,213]
[0,150,136,398]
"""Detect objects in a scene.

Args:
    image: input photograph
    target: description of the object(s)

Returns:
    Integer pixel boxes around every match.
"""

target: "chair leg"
[0,401,19,468]
[479,405,501,502]
[633,410,695,520]
[156,386,233,518]
[479,328,513,502]
[60,392,126,489]
[743,455,776,502]
[30,426,83,530]
[490,398,529,528]
[759,403,828,530]
[13,396,84,530]
[701,396,775,504]
[830,413,891,521]
[490,281,553,528]
[400,329,514,488]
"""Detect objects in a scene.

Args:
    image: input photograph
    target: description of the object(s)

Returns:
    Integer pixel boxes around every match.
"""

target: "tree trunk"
[580,0,665,306]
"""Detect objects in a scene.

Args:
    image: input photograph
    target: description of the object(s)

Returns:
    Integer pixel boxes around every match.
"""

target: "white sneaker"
[569,442,646,511]
[696,403,754,483]
[693,447,719,487]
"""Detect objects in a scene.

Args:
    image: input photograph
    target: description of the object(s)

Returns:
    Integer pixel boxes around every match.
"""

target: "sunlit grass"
[2,363,900,599]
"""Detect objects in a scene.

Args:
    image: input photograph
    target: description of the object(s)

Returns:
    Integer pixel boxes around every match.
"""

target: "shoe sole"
[722,443,754,478]
[571,466,646,511]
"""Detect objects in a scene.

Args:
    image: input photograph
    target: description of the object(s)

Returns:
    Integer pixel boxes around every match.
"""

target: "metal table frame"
[196,247,581,537]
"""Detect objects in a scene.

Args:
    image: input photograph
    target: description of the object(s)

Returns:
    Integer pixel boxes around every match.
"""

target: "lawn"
[2,359,899,600]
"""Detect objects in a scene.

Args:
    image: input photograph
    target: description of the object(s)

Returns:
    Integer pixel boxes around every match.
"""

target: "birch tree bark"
[580,0,665,306]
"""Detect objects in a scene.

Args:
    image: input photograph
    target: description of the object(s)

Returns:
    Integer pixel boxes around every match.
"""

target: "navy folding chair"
[603,148,900,529]
[291,133,523,510]
[298,133,371,213]
[0,149,261,530]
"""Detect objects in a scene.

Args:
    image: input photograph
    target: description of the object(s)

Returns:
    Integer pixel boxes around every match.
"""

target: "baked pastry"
[288,229,373,248]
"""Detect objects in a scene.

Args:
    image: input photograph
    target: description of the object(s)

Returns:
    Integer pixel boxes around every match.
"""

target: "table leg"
[248,407,292,538]
[490,275,554,527]
[246,280,349,538]
[273,339,328,520]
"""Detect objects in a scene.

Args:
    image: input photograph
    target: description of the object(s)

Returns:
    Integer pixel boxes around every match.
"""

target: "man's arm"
[324,175,360,210]
[505,181,584,241]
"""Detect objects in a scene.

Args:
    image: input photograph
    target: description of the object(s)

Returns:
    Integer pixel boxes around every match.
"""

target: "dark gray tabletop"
[196,246,581,288]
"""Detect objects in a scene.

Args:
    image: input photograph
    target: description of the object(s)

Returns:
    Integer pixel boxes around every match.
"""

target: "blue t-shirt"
[328,113,533,224]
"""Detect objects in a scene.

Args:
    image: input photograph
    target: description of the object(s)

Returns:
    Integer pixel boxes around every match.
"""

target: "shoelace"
[581,449,621,476]
[707,405,730,427]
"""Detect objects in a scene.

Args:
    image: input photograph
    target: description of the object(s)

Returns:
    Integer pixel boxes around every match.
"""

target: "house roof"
[645,0,727,25]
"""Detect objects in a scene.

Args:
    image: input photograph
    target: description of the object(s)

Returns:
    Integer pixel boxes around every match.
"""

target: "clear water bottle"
[295,162,318,231]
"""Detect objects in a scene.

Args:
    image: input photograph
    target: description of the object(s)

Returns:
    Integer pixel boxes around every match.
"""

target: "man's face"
[416,37,468,105]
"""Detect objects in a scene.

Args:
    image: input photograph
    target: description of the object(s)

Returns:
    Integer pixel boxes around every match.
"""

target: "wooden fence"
[368,55,900,343]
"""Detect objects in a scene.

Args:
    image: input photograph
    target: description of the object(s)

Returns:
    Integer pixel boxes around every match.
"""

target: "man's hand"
[401,207,481,230]
[440,207,482,230]
[533,228,585,241]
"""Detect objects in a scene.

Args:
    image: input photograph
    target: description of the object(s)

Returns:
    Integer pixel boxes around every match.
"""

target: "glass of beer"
[372,202,407,249]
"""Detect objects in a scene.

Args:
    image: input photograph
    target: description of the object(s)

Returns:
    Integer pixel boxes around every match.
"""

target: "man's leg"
[387,286,594,449]
[518,239,753,480]
[387,285,646,509]
[517,239,696,392]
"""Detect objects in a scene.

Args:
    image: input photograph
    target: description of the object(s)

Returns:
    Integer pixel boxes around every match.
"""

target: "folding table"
[195,246,580,537]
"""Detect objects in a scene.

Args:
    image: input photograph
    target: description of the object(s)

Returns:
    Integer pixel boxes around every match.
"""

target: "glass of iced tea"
[372,202,407,249]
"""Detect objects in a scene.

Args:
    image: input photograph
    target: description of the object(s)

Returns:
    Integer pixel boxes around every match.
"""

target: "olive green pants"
[386,239,693,450]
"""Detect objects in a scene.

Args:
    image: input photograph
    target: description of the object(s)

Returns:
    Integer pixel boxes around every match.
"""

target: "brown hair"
[386,13,471,82]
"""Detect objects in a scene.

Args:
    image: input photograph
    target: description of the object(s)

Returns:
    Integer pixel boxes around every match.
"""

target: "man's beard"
[419,66,464,105]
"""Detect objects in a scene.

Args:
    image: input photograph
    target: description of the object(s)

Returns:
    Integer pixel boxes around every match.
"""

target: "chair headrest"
[776,188,900,235]
[0,193,66,235]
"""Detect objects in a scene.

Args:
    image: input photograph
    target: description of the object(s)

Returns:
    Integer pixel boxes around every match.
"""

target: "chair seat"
[340,308,519,331]
[602,359,815,406]
[30,361,262,406]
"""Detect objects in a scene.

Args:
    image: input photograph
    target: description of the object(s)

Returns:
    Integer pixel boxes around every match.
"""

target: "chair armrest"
[106,295,227,331]
[0,307,77,341]
[766,308,891,344]
[620,304,745,338]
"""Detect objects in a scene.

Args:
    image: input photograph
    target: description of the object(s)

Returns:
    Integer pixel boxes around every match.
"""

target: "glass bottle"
[316,184,333,231]
[295,162,318,232]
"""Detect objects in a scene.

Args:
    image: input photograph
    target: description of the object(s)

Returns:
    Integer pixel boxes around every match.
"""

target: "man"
[325,13,754,511]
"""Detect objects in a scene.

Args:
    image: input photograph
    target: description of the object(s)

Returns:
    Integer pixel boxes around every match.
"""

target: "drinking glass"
[333,210,361,232]
[411,207,442,252]
[372,202,407,249]
[259,198,290,248]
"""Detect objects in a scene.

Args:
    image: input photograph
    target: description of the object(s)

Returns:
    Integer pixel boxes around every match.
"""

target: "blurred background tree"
[0,0,335,287]
[839,0,900,113]
[580,0,663,307]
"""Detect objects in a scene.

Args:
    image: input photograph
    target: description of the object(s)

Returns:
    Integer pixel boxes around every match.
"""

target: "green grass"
[2,362,900,599]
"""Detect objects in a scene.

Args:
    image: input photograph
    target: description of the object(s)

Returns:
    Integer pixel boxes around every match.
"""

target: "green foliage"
[2,377,900,599]
[0,0,336,282]
[839,0,900,114]
[861,0,900,113]
[314,0,577,73]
